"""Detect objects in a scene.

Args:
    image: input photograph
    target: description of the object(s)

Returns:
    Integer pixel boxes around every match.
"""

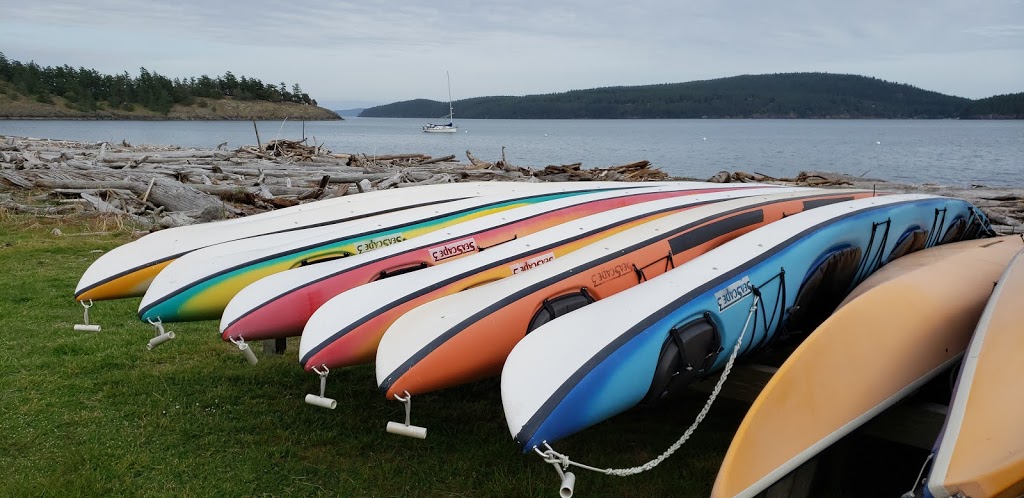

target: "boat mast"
[446,71,454,123]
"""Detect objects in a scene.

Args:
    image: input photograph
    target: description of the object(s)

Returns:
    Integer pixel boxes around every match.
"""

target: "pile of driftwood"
[2,135,1021,234]
[707,170,853,187]
[704,168,1024,234]
[0,136,678,230]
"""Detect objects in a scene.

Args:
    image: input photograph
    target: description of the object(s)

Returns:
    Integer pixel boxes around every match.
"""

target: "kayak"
[297,188,788,371]
[219,183,775,342]
[75,181,545,301]
[374,189,875,400]
[712,236,1016,498]
[501,194,988,452]
[136,182,695,323]
[926,244,1024,498]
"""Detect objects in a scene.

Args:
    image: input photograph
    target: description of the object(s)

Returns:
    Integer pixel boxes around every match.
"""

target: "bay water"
[1,118,1021,187]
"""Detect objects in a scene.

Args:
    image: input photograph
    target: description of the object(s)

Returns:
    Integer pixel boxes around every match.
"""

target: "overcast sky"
[2,0,1022,109]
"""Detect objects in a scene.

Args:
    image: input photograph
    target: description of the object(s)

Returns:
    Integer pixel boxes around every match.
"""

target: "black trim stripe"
[377,192,862,390]
[138,187,645,316]
[802,196,855,210]
[667,210,764,255]
[222,187,736,331]
[512,197,944,447]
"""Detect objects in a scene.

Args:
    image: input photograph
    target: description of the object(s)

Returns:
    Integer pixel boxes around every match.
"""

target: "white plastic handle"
[147,331,175,350]
[385,421,427,439]
[304,394,337,410]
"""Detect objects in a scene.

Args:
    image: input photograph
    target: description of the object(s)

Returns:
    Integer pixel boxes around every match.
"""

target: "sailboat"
[423,72,458,133]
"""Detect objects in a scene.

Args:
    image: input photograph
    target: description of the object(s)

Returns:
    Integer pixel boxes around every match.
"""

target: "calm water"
[2,118,1021,186]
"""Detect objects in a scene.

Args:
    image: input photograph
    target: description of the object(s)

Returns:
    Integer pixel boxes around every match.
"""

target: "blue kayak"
[501,193,990,452]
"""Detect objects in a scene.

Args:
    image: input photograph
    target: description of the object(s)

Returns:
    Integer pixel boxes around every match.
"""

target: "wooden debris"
[466,150,493,169]
[3,135,1018,233]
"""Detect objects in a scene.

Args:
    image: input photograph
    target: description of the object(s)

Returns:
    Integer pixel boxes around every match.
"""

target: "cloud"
[964,25,1024,38]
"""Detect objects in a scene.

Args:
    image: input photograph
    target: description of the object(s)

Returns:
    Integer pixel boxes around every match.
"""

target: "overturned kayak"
[75,181,540,302]
[137,182,683,323]
[220,183,767,342]
[375,189,874,401]
[501,194,988,452]
[712,236,1014,498]
[298,189,785,371]
[926,245,1024,498]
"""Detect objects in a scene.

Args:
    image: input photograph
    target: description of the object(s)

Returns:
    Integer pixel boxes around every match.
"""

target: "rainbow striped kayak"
[136,182,695,323]
[219,183,769,342]
[76,181,544,302]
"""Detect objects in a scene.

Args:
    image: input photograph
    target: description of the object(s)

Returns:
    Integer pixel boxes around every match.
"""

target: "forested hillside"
[0,52,338,119]
[361,73,978,119]
[958,92,1024,119]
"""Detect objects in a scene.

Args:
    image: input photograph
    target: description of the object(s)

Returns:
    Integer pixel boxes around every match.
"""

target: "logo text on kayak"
[510,252,555,274]
[356,234,406,253]
[715,276,752,311]
[428,238,478,262]
[591,262,633,287]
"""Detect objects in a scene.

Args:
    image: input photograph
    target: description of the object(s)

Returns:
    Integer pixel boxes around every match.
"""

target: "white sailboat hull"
[423,125,457,133]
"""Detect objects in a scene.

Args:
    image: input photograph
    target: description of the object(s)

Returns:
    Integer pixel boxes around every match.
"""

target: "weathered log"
[983,210,1022,227]
[1,199,78,215]
[0,171,35,188]
[399,173,455,186]
[34,178,223,213]
[375,172,406,190]
[461,169,525,180]
[708,171,732,183]
[52,188,136,198]
[416,154,457,166]
[466,150,493,169]
[324,183,350,198]
[80,192,125,214]
[370,153,431,161]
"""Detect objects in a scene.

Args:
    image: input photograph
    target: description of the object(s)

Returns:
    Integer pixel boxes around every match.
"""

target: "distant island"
[0,52,340,120]
[361,73,1024,120]
[335,108,366,118]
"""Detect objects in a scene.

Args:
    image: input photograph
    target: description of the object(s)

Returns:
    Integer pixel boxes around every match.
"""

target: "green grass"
[0,209,929,497]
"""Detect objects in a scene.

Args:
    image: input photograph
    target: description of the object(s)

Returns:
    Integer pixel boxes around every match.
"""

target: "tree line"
[361,73,1022,120]
[0,52,318,114]
[957,93,1024,119]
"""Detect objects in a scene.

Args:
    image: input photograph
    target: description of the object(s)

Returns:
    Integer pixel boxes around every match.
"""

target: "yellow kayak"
[927,244,1024,498]
[712,236,1023,498]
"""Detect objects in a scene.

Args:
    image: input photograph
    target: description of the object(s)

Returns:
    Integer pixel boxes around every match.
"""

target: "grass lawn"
[0,209,931,497]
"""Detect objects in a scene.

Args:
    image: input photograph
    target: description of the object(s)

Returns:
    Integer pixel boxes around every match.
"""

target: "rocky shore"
[0,135,1021,235]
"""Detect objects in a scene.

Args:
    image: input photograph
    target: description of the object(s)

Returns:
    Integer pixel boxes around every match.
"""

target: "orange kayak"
[927,244,1024,498]
[375,189,874,398]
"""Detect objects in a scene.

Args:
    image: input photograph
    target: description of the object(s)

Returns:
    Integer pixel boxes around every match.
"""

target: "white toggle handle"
[146,318,175,350]
[386,391,427,439]
[229,337,259,365]
[304,365,337,409]
[74,300,101,332]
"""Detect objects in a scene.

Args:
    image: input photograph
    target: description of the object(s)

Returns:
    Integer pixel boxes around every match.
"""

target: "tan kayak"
[711,236,1024,498]
[927,244,1024,498]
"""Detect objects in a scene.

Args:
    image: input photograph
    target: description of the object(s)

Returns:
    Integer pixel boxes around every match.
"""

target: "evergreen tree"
[0,51,322,115]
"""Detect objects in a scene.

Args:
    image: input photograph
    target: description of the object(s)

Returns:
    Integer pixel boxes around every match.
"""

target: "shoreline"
[0,116,344,121]
[1,135,1021,234]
